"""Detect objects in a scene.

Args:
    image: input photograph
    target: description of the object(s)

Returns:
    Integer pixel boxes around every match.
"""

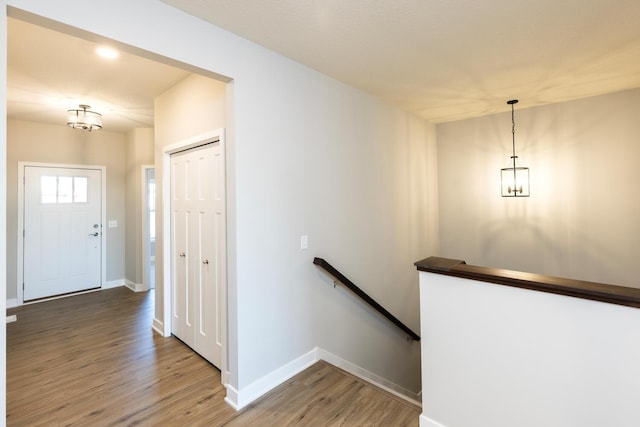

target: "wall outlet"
[300,235,308,250]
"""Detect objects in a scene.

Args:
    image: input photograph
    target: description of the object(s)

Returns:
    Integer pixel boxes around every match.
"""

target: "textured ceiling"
[7,2,640,130]
[160,0,640,122]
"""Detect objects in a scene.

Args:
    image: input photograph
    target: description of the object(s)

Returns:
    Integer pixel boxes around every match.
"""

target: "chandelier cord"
[511,104,516,163]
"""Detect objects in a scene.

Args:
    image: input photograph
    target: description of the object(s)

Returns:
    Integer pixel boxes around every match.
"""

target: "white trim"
[227,348,317,410]
[152,318,166,336]
[16,162,107,305]
[420,414,447,427]
[161,128,228,374]
[224,385,240,411]
[226,347,421,411]
[221,370,230,388]
[102,279,124,289]
[316,348,422,406]
[124,279,149,293]
[6,299,17,309]
[161,148,171,337]
[162,130,223,155]
[140,164,154,292]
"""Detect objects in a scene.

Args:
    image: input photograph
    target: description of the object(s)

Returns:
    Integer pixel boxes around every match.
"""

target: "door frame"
[16,162,107,305]
[141,164,155,292]
[160,128,228,384]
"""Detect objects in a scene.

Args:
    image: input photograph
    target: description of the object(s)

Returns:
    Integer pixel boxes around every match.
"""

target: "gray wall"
[124,128,154,285]
[153,72,227,320]
[7,0,439,401]
[6,119,127,300]
[437,88,640,288]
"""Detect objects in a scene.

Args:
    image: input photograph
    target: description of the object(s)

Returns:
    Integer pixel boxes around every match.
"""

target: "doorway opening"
[162,129,228,381]
[5,9,235,416]
[142,165,156,291]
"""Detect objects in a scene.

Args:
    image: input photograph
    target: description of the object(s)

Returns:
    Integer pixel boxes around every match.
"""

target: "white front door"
[170,141,225,368]
[23,166,102,301]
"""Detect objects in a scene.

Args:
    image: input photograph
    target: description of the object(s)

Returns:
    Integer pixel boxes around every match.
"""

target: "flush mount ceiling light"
[67,104,102,131]
[96,46,119,60]
[501,99,529,197]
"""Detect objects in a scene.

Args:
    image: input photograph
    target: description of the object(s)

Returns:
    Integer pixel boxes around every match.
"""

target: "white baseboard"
[124,280,149,292]
[103,279,125,289]
[6,298,18,309]
[152,318,167,336]
[227,348,317,410]
[225,347,421,411]
[420,414,447,427]
[221,370,230,387]
[224,385,240,411]
[124,280,136,292]
[316,348,421,406]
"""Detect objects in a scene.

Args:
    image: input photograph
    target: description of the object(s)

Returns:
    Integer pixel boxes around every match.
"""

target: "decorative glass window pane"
[41,176,57,204]
[73,177,88,203]
[58,177,73,203]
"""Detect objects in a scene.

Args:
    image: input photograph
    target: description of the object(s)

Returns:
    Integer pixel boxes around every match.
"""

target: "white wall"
[0,3,7,418]
[4,0,439,408]
[6,119,127,299]
[437,89,640,288]
[124,128,154,285]
[418,271,640,427]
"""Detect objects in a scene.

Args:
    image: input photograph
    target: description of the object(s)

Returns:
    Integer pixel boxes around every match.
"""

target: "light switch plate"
[300,235,308,250]
[108,220,117,228]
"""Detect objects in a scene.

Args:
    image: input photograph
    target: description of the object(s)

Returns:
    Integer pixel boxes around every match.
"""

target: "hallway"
[7,287,419,426]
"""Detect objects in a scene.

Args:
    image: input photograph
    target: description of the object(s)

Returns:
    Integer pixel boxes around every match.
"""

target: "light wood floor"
[7,287,420,426]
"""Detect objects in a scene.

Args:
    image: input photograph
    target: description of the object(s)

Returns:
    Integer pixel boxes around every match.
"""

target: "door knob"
[179,252,186,257]
[202,259,209,265]
[89,232,99,237]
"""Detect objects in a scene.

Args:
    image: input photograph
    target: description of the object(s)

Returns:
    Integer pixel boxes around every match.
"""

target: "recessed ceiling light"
[96,46,119,60]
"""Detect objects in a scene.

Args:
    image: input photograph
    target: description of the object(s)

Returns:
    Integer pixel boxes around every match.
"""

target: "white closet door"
[171,156,193,348]
[170,141,224,368]
[23,166,102,301]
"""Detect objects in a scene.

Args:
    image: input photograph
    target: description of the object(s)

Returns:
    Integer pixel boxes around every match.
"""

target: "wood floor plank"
[7,287,420,426]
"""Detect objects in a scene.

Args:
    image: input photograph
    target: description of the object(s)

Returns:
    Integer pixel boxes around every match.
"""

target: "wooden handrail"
[313,257,420,341]
[415,256,640,309]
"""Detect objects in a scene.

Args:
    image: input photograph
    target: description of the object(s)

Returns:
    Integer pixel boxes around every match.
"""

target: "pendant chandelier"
[67,104,102,131]
[501,99,529,197]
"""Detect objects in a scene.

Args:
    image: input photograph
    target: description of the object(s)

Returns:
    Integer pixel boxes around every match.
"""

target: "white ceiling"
[160,0,640,122]
[7,1,640,132]
[7,18,191,133]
